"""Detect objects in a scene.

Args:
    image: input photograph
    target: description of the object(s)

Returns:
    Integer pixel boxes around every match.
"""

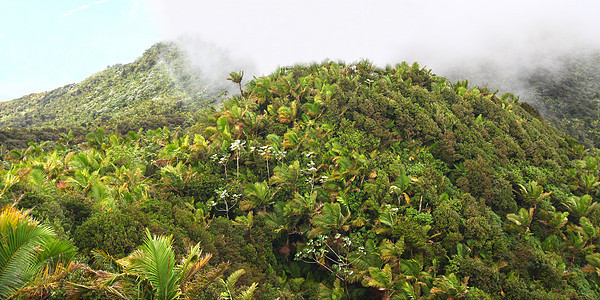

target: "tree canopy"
[0,57,600,299]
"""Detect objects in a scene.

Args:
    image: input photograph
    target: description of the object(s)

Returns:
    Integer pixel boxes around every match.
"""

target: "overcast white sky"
[147,0,600,73]
[2,0,600,101]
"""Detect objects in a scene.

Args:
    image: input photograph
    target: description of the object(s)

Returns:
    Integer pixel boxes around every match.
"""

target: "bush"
[74,208,145,258]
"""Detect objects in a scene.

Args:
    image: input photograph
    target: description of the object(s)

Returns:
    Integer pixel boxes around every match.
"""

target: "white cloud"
[146,0,600,102]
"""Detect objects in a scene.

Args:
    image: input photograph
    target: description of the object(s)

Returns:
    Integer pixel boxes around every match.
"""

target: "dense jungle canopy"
[1,43,600,299]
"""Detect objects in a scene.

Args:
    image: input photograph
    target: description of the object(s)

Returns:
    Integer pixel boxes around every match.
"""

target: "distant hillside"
[0,42,219,131]
[443,51,600,149]
[527,52,600,148]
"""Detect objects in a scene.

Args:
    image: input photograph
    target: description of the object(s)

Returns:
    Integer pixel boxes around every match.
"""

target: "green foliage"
[506,207,534,231]
[241,181,272,211]
[563,194,597,219]
[127,230,182,299]
[217,269,258,300]
[79,229,226,300]
[430,273,469,299]
[527,52,600,148]
[308,202,351,238]
[0,204,76,299]
[518,180,552,206]
[2,53,600,298]
[73,209,145,258]
[0,42,211,136]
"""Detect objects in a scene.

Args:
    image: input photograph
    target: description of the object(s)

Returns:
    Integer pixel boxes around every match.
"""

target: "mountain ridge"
[0,42,217,130]
[2,43,599,150]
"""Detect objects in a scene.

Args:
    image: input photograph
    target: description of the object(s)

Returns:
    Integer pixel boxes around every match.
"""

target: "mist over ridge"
[145,0,600,111]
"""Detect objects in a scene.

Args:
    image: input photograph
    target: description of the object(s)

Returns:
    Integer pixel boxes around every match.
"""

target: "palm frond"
[11,261,80,299]
[126,229,180,300]
[91,249,123,272]
[237,282,258,300]
[178,243,212,292]
[222,269,246,292]
[0,205,56,298]
[184,262,229,297]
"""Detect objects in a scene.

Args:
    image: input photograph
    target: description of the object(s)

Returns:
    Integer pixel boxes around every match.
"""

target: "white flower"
[230,139,246,151]
[215,188,229,199]
[274,150,287,160]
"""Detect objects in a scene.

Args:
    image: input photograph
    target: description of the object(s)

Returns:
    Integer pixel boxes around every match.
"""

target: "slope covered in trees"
[0,42,217,134]
[1,60,600,299]
[527,51,600,149]
[444,50,600,149]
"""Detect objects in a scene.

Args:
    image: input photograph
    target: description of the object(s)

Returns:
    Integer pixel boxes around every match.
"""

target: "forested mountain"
[0,42,219,140]
[443,51,600,150]
[2,59,600,299]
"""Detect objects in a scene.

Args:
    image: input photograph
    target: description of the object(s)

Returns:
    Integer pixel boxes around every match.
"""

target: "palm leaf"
[13,261,80,299]
[380,238,404,263]
[309,202,350,238]
[184,262,229,297]
[222,269,246,293]
[363,264,394,290]
[91,249,123,272]
[126,229,180,300]
[0,205,72,299]
[237,282,258,300]
[178,244,212,293]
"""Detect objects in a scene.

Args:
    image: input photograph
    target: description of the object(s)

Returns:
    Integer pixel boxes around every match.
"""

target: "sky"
[2,0,600,101]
